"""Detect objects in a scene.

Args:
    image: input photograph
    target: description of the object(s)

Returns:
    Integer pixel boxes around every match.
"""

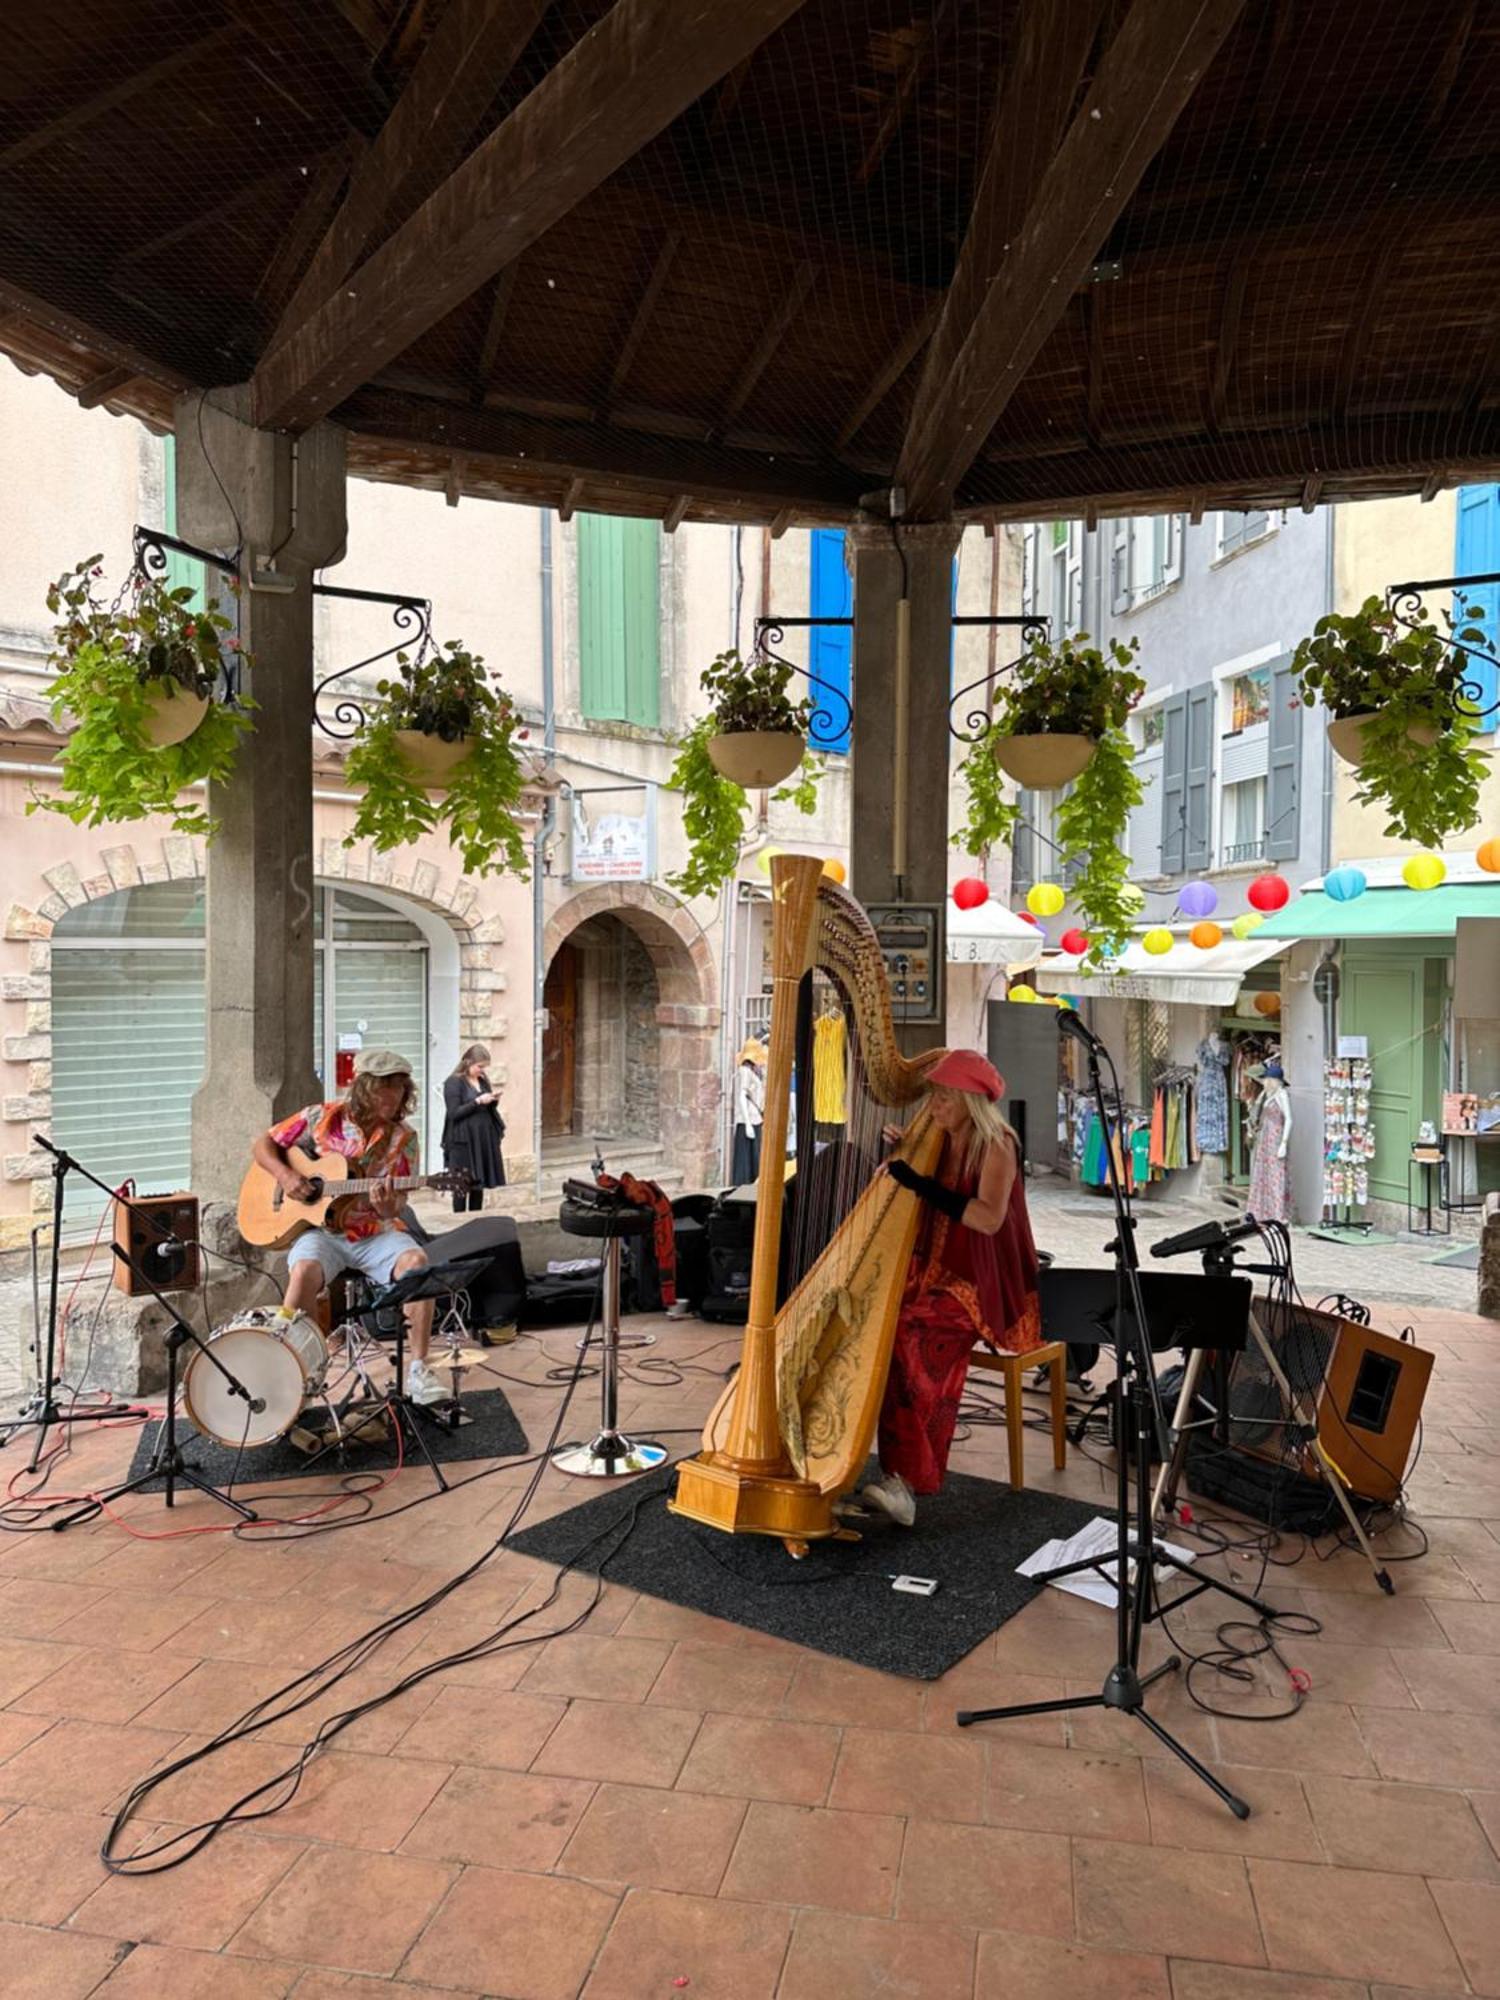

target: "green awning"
[1254,883,1500,940]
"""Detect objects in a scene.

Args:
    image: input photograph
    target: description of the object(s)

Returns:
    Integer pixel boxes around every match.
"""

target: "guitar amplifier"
[112,1192,202,1296]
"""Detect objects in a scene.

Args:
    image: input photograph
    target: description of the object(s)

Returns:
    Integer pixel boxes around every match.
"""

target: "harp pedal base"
[669,1454,838,1543]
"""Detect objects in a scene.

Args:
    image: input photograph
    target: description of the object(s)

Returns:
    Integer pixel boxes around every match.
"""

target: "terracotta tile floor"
[0,1298,1497,1998]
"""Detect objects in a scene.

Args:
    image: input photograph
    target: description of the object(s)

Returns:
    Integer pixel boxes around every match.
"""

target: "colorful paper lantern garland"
[1253,991,1282,1017]
[822,858,846,884]
[1008,984,1039,1004]
[1231,912,1265,941]
[1142,927,1174,956]
[1189,921,1223,950]
[1402,852,1446,892]
[1027,882,1066,918]
[1323,866,1366,903]
[1059,927,1090,956]
[952,876,988,910]
[1179,880,1218,919]
[1477,838,1500,874]
[1247,873,1290,913]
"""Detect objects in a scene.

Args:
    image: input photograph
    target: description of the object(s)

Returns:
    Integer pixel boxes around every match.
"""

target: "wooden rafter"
[855,2,954,187]
[475,265,519,398]
[1421,472,1447,502]
[1085,290,1106,447]
[257,142,365,308]
[770,507,795,538]
[75,366,136,410]
[269,0,548,350]
[1423,0,1476,131]
[445,455,467,506]
[0,28,237,172]
[118,154,348,274]
[1333,230,1397,423]
[899,0,1247,518]
[255,0,813,432]
[710,261,817,441]
[1300,477,1322,513]
[0,278,191,396]
[663,494,691,532]
[559,477,586,521]
[603,231,681,415]
[835,305,940,450]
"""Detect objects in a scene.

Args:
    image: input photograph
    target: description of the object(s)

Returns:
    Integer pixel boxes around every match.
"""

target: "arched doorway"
[542,916,661,1146]
[541,885,721,1186]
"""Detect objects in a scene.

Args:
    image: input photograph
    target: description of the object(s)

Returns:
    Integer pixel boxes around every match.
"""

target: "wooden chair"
[968,1340,1068,1491]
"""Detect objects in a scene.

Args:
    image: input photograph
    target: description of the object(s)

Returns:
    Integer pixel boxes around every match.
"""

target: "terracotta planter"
[138,681,209,749]
[1326,709,1440,766]
[394,728,473,785]
[707,729,805,788]
[991,731,1097,789]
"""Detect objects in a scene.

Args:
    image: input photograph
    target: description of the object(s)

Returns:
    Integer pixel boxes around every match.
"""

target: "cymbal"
[433,1345,492,1371]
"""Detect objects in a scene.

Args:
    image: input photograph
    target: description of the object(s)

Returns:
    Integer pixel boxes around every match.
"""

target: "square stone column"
[848,520,961,1053]
[173,388,348,1201]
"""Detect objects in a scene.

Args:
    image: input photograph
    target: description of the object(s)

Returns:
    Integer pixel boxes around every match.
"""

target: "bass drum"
[181,1309,329,1448]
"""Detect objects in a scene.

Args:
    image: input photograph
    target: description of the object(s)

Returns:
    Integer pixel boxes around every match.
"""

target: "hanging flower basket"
[392,727,473,787]
[991,731,1097,790]
[138,681,211,748]
[1325,709,1439,768]
[707,728,806,789]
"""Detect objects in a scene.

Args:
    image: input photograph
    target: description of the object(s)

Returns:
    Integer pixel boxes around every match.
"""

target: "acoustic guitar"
[238,1146,472,1249]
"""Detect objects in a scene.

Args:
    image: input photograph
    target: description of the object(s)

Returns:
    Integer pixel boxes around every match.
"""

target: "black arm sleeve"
[887,1157,969,1223]
[444,1076,483,1125]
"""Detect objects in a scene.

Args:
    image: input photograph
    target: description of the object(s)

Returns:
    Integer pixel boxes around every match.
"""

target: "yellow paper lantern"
[1190,921,1223,950]
[1027,882,1066,918]
[1477,838,1500,874]
[1402,851,1447,892]
[1119,883,1145,914]
[1231,912,1264,940]
[754,846,783,878]
[1142,927,1174,956]
[1008,984,1039,1004]
[821,858,846,884]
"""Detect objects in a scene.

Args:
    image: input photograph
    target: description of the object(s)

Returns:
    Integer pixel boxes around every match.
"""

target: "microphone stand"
[956,1013,1260,1820]
[50,1239,261,1529]
[2,1137,150,1472]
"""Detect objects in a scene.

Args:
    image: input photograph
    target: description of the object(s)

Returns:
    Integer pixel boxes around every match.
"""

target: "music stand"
[355,1256,494,1491]
[958,1016,1275,1821]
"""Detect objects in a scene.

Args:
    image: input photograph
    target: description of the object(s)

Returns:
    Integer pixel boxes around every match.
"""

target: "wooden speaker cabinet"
[111,1193,202,1296]
[1227,1302,1433,1504]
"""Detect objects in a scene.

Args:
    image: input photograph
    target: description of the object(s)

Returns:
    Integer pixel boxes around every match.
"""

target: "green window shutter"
[577,513,660,726]
[161,435,207,611]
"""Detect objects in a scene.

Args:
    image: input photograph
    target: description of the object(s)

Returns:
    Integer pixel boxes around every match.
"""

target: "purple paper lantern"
[1179,880,1218,919]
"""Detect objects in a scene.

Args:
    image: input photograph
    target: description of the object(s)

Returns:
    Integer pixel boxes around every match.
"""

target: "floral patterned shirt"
[268,1100,419,1242]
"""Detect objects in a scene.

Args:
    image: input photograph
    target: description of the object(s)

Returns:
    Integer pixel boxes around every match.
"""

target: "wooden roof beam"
[475,265,519,399]
[0,278,192,397]
[663,494,691,533]
[75,365,136,410]
[445,455,467,507]
[269,0,549,349]
[1209,262,1249,433]
[709,260,818,442]
[0,28,238,171]
[1333,231,1397,424]
[899,0,1246,520]
[835,304,940,451]
[1300,477,1322,513]
[770,507,795,539]
[254,0,813,433]
[559,477,586,521]
[855,2,954,187]
[256,141,365,309]
[603,231,681,415]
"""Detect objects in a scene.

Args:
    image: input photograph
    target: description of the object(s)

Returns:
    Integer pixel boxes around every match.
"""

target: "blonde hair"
[935,1087,1017,1180]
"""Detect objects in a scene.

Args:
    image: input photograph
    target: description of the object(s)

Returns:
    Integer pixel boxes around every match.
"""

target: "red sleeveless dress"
[877,1134,1042,1494]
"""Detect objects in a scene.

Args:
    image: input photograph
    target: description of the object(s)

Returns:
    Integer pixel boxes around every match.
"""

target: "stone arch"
[543,883,721,1186]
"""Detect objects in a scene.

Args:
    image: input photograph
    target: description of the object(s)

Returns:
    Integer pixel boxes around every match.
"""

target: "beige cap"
[353,1047,413,1078]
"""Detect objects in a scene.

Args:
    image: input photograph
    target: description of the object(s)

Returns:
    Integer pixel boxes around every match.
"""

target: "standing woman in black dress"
[441,1044,506,1212]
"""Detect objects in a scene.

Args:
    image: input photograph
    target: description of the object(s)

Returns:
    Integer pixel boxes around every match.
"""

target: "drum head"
[182,1322,307,1448]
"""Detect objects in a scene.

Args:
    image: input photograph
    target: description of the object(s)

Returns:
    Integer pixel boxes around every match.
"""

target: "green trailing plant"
[994,631,1144,739]
[1292,594,1489,847]
[666,650,822,896]
[954,729,1018,857]
[344,641,529,877]
[29,554,253,840]
[1055,728,1144,964]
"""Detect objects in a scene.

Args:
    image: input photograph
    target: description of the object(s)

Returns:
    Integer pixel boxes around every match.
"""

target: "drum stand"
[552,1186,666,1478]
[52,1253,260,1530]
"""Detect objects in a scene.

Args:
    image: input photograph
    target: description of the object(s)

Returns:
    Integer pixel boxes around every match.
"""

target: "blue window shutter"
[1184,683,1214,872]
[1455,485,1500,730]
[1159,692,1189,874]
[1266,653,1301,861]
[808,529,851,752]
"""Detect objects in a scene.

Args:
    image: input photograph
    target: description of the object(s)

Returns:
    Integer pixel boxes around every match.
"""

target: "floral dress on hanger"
[1247,1088,1290,1222]
[1195,1035,1230,1154]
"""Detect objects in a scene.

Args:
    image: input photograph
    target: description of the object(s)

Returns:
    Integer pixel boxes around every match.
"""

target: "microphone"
[1056,1007,1105,1051]
[1150,1214,1260,1259]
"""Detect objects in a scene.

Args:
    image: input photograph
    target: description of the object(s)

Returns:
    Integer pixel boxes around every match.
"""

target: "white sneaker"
[406,1358,446,1407]
[860,1472,916,1527]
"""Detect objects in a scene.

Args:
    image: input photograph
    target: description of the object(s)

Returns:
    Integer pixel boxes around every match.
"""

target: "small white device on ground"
[891,1575,939,1596]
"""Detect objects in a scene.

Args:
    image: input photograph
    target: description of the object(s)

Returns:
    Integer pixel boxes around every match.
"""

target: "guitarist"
[250,1048,444,1407]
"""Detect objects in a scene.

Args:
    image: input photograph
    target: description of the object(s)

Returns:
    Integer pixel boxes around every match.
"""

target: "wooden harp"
[671,853,946,1552]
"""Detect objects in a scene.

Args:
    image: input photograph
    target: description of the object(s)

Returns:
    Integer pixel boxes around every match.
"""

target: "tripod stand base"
[553,1431,667,1478]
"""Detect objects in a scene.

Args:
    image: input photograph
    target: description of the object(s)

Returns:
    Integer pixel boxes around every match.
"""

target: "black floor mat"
[508,1463,1110,1680]
[123,1386,529,1490]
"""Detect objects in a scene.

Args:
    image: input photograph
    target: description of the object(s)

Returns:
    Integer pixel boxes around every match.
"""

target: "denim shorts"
[286,1228,422,1289]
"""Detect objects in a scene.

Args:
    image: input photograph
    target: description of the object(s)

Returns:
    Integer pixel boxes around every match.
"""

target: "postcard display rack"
[1323,1054,1374,1220]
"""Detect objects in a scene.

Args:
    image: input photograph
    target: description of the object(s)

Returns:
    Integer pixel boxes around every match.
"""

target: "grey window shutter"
[1184,683,1214,871]
[1266,652,1301,860]
[1012,793,1036,897]
[1159,693,1189,874]
[1110,520,1131,613]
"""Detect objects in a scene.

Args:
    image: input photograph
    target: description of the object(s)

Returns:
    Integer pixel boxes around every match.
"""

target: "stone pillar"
[174,388,348,1202]
[848,520,961,1053]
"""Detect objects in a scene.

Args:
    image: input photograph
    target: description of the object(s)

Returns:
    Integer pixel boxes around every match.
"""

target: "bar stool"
[552,1181,667,1478]
[968,1340,1068,1491]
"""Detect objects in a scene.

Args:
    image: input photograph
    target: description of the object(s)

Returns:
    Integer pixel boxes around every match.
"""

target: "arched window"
[51,883,430,1219]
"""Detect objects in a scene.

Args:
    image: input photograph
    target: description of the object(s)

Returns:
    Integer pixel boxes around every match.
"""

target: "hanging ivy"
[1054,727,1143,963]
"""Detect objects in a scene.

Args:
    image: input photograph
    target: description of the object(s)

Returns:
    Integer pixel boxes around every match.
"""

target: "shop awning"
[1033,935,1289,1007]
[1253,882,1500,940]
[947,901,1043,970]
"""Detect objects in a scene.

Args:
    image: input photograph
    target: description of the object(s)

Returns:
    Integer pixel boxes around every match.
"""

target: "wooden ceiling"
[4,0,1500,528]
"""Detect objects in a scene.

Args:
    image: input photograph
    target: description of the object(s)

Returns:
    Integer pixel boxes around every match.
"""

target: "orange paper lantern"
[1253,991,1282,1017]
[1477,838,1500,874]
[1190,921,1223,950]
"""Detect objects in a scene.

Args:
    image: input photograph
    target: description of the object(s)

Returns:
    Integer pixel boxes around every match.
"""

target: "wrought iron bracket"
[131,525,246,704]
[310,583,433,739]
[1385,569,1500,722]
[947,615,1050,742]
